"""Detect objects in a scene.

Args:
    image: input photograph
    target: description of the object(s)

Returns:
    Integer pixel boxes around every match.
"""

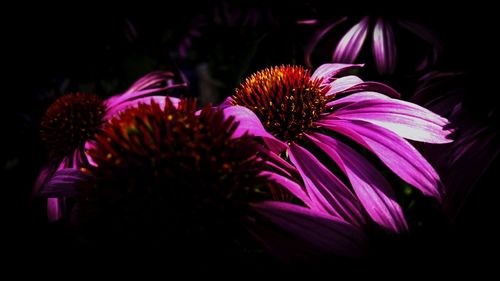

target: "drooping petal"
[332,17,370,63]
[326,91,393,110]
[223,105,288,153]
[105,71,187,110]
[317,118,442,200]
[252,201,368,258]
[327,92,453,143]
[104,96,180,121]
[288,143,366,226]
[326,75,364,96]
[47,198,63,223]
[307,133,408,233]
[40,168,94,197]
[305,17,348,68]
[311,63,364,84]
[260,171,312,207]
[372,18,397,75]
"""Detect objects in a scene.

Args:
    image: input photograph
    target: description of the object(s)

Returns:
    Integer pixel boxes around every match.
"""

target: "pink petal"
[288,143,366,227]
[40,168,92,197]
[307,133,408,233]
[252,201,368,258]
[260,171,312,207]
[326,75,364,96]
[222,105,287,153]
[372,18,397,75]
[317,118,443,200]
[311,63,364,84]
[332,17,370,63]
[329,92,453,143]
[47,198,63,223]
[104,96,180,121]
[327,91,392,109]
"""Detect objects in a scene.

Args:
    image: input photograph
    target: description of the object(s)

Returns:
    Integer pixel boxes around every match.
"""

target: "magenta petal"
[288,143,366,226]
[260,171,312,207]
[223,106,287,153]
[372,18,397,75]
[329,93,453,143]
[317,119,442,200]
[332,17,370,63]
[47,198,63,223]
[40,168,92,197]
[252,201,368,258]
[327,75,364,96]
[305,17,348,67]
[311,63,364,84]
[307,133,408,233]
[327,91,392,109]
[105,96,180,120]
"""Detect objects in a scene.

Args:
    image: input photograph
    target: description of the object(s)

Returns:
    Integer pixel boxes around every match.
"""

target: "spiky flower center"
[89,98,266,201]
[40,93,105,157]
[232,65,329,142]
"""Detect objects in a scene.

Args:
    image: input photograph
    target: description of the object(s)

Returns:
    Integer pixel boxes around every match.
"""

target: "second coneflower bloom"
[223,64,452,234]
[36,71,186,221]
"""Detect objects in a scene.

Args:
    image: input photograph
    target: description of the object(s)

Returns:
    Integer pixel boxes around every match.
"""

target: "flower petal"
[47,198,64,223]
[327,75,364,96]
[328,92,453,143]
[252,201,368,258]
[332,17,370,63]
[317,118,442,200]
[223,105,287,153]
[305,17,348,68]
[311,63,364,84]
[372,18,397,75]
[260,171,312,207]
[105,71,187,110]
[40,168,93,197]
[104,96,180,120]
[288,143,366,226]
[307,133,408,233]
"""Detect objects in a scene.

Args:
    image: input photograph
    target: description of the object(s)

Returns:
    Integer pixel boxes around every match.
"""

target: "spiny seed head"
[40,93,105,157]
[232,65,329,142]
[89,98,267,202]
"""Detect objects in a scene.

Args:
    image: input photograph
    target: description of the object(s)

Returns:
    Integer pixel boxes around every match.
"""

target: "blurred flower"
[223,64,452,235]
[35,71,186,222]
[411,72,500,221]
[306,17,442,75]
[64,98,280,259]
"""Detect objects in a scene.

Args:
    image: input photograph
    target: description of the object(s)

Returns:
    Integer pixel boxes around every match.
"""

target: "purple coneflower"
[306,17,441,75]
[223,64,452,235]
[68,98,277,257]
[36,71,186,222]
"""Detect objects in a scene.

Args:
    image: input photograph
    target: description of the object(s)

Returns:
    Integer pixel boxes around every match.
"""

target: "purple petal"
[223,105,287,153]
[332,17,370,63]
[326,75,364,96]
[305,17,348,67]
[317,118,442,200]
[307,133,408,233]
[327,91,392,109]
[288,143,366,226]
[260,171,312,207]
[105,71,187,110]
[372,18,397,75]
[252,201,368,258]
[40,168,93,197]
[104,96,180,121]
[328,92,453,143]
[47,198,63,223]
[311,63,364,85]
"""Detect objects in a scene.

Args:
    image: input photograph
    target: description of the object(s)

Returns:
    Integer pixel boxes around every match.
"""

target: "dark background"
[3,1,498,271]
